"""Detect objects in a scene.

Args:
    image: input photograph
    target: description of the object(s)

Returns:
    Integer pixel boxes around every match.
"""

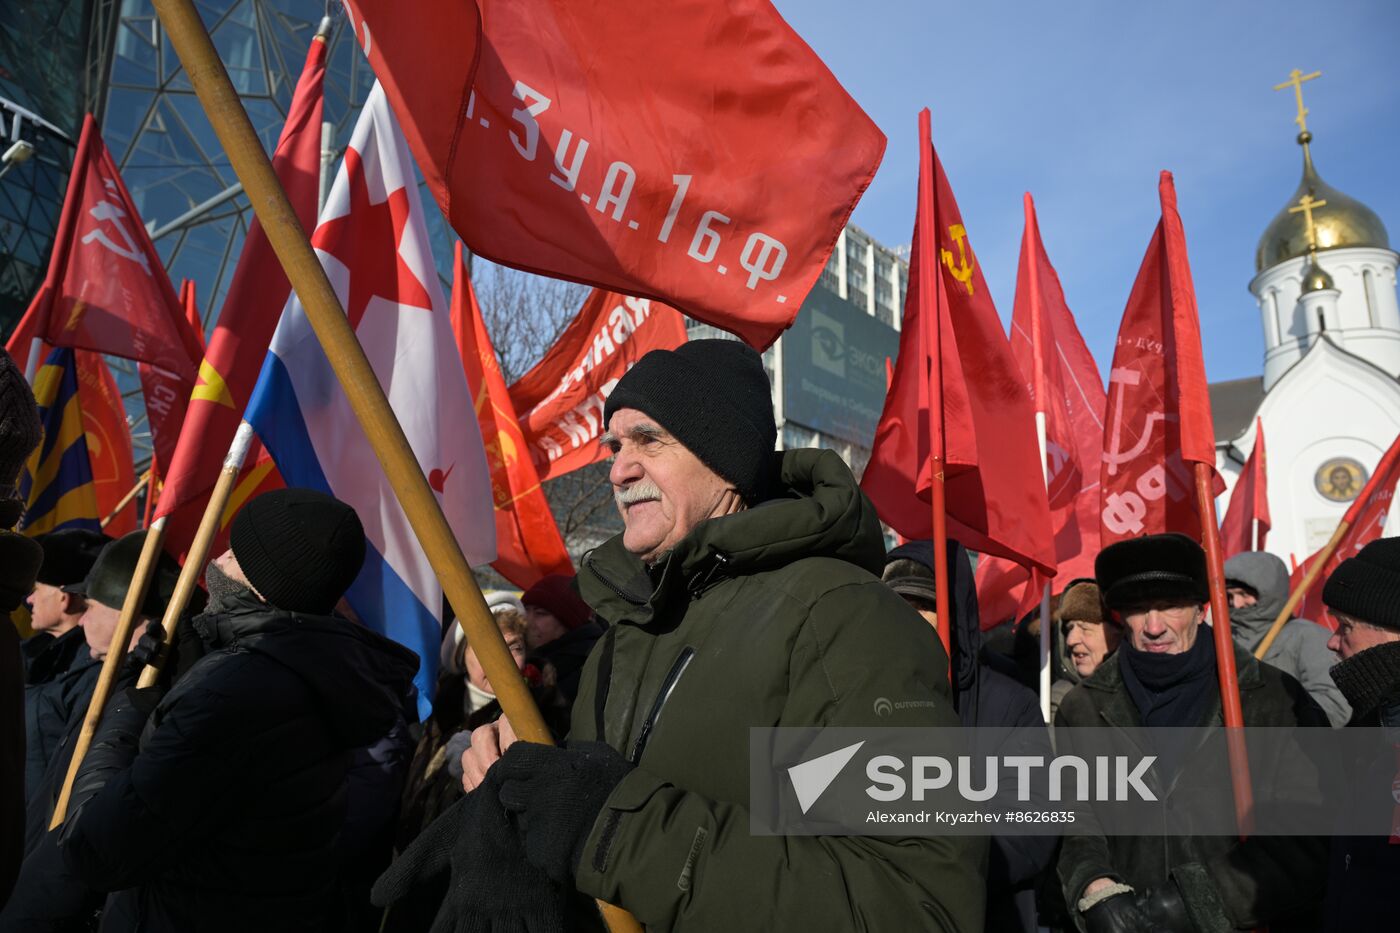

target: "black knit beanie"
[1095,532,1209,612]
[230,488,366,615]
[603,339,776,502]
[1322,537,1400,631]
[0,347,42,528]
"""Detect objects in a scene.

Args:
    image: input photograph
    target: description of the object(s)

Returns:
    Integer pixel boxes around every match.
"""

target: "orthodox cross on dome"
[1273,68,1322,137]
[1289,192,1328,251]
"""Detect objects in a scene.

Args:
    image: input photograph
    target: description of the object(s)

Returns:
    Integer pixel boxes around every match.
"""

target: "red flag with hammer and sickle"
[863,139,1055,575]
[1099,172,1223,546]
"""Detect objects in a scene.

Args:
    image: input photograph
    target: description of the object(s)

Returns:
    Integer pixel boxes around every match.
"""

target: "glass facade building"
[0,0,457,464]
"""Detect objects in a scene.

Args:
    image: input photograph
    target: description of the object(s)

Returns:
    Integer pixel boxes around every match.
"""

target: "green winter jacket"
[569,448,987,932]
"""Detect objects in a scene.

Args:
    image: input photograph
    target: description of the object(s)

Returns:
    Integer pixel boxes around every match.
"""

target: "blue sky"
[771,0,1400,384]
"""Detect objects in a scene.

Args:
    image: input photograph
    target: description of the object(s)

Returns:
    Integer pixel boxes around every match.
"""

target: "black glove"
[1084,885,1192,933]
[372,768,569,933]
[126,620,169,674]
[496,740,633,884]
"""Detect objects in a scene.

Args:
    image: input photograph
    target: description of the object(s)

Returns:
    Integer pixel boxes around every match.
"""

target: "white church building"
[1213,76,1400,568]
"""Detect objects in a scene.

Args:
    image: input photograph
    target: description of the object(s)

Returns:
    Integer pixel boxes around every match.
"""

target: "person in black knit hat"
[1320,537,1400,931]
[407,338,983,933]
[56,488,418,932]
[1057,532,1328,933]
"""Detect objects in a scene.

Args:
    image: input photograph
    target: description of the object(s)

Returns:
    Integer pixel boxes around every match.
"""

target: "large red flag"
[74,351,138,535]
[342,0,884,349]
[862,139,1055,575]
[1220,418,1271,557]
[975,194,1107,627]
[1290,432,1400,626]
[154,32,326,549]
[25,114,201,379]
[509,289,688,482]
[450,244,574,588]
[1099,172,1222,546]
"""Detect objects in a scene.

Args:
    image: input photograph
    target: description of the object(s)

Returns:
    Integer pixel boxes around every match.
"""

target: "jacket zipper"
[592,646,696,874]
[629,647,695,764]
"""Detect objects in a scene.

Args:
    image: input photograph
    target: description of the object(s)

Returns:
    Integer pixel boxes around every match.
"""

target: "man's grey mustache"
[615,480,663,507]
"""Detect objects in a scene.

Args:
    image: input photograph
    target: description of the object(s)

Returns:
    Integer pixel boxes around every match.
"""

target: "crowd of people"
[2,338,1398,932]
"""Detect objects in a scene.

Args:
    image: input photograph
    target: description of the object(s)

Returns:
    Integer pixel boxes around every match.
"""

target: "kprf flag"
[976,195,1106,627]
[1220,418,1271,558]
[14,115,201,379]
[18,348,101,535]
[450,242,573,589]
[862,133,1056,575]
[510,289,688,482]
[155,31,326,555]
[1100,172,1222,546]
[245,83,495,718]
[1290,432,1400,626]
[341,0,884,349]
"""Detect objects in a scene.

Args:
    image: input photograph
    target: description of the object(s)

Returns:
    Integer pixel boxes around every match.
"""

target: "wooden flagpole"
[1255,518,1350,659]
[917,110,953,669]
[142,3,637,928]
[135,422,255,689]
[1195,463,1254,837]
[100,468,152,529]
[50,519,167,826]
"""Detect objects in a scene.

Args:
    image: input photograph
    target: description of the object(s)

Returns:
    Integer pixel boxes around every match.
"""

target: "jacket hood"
[883,538,980,706]
[193,591,419,746]
[580,448,885,622]
[1223,551,1292,648]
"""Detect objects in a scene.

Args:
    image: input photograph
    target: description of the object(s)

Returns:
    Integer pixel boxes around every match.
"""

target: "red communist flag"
[155,32,326,550]
[1099,172,1222,546]
[975,194,1107,627]
[1290,432,1400,626]
[862,129,1055,575]
[510,289,688,482]
[342,0,884,349]
[74,350,138,535]
[450,244,573,588]
[26,114,201,380]
[1219,418,1271,558]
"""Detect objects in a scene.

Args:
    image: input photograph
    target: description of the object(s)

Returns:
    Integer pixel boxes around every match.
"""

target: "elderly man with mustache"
[455,338,986,931]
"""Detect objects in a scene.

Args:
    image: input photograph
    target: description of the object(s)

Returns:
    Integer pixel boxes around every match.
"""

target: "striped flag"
[244,82,495,718]
[18,348,101,534]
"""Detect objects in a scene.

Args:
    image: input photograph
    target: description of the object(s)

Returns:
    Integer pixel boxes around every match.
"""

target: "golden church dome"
[1256,139,1390,272]
[1299,252,1335,293]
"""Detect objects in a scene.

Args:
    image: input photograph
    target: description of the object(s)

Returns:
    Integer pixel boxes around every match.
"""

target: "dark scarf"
[1330,640,1400,724]
[1119,624,1218,727]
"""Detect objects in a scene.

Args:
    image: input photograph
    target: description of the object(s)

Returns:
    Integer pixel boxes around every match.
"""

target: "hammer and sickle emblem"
[940,224,976,295]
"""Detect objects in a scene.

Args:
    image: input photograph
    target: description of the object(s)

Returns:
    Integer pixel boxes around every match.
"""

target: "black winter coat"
[23,633,98,815]
[1056,640,1329,932]
[58,594,418,933]
[885,539,1055,933]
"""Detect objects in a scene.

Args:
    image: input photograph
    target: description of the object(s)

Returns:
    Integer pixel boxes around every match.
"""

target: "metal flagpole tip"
[316,16,332,39]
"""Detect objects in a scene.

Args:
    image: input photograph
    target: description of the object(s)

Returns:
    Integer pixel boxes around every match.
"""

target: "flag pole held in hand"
[142,2,637,929]
[136,422,255,689]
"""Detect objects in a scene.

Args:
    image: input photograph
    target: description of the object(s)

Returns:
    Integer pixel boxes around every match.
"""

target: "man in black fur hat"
[1056,532,1328,933]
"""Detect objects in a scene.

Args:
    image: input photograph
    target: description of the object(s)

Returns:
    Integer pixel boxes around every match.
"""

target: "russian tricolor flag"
[245,82,495,719]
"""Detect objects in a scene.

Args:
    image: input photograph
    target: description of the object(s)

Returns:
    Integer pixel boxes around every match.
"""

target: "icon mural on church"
[1315,458,1367,503]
